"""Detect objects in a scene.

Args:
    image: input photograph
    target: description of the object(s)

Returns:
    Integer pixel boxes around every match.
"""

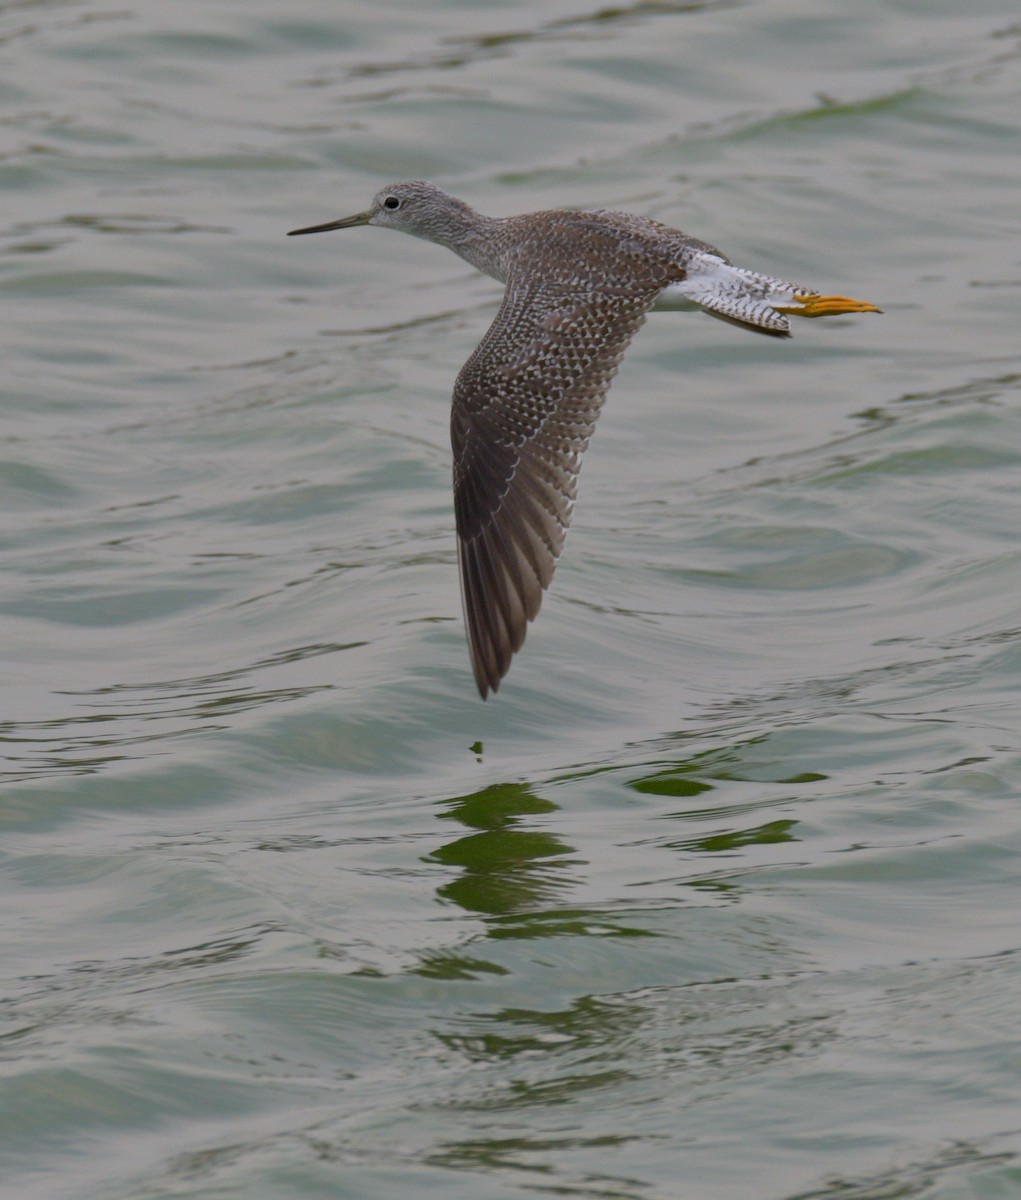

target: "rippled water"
[4,1,1021,1196]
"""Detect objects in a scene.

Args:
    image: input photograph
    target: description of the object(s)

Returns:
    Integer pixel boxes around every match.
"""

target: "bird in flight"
[289,181,880,698]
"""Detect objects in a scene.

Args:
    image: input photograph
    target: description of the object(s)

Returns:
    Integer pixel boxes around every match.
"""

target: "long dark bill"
[287,211,372,236]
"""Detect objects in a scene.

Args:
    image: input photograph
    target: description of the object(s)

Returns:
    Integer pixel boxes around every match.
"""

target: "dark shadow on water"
[428,782,576,918]
[412,782,588,980]
[785,1138,1017,1200]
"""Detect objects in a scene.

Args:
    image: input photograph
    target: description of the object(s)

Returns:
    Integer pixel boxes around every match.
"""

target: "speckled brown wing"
[451,276,659,697]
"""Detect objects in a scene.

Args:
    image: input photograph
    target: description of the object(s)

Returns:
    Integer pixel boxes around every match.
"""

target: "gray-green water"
[4,1,1021,1196]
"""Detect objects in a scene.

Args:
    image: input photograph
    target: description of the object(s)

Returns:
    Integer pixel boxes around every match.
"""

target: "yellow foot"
[779,293,883,318]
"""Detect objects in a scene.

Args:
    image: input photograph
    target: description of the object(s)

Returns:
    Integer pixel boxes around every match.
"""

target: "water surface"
[3,1,1021,1197]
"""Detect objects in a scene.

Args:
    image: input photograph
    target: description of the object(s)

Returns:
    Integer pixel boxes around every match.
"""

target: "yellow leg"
[777,293,883,318]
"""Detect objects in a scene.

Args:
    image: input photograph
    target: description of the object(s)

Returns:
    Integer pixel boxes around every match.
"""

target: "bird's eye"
[383,196,401,211]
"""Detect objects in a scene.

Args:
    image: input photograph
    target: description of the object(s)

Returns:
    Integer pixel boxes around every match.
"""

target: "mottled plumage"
[289,182,880,697]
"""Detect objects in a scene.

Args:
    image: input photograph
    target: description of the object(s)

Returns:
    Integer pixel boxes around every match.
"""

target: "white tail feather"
[656,253,818,335]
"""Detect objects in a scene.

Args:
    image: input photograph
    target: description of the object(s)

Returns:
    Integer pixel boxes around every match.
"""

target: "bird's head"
[288,181,476,243]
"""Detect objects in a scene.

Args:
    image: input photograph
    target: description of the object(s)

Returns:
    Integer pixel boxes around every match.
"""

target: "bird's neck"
[429,210,508,284]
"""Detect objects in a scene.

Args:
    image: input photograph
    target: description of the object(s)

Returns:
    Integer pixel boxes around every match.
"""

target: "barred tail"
[660,254,880,337]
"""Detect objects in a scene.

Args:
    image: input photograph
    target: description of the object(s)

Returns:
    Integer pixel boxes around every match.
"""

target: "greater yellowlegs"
[289,181,880,698]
